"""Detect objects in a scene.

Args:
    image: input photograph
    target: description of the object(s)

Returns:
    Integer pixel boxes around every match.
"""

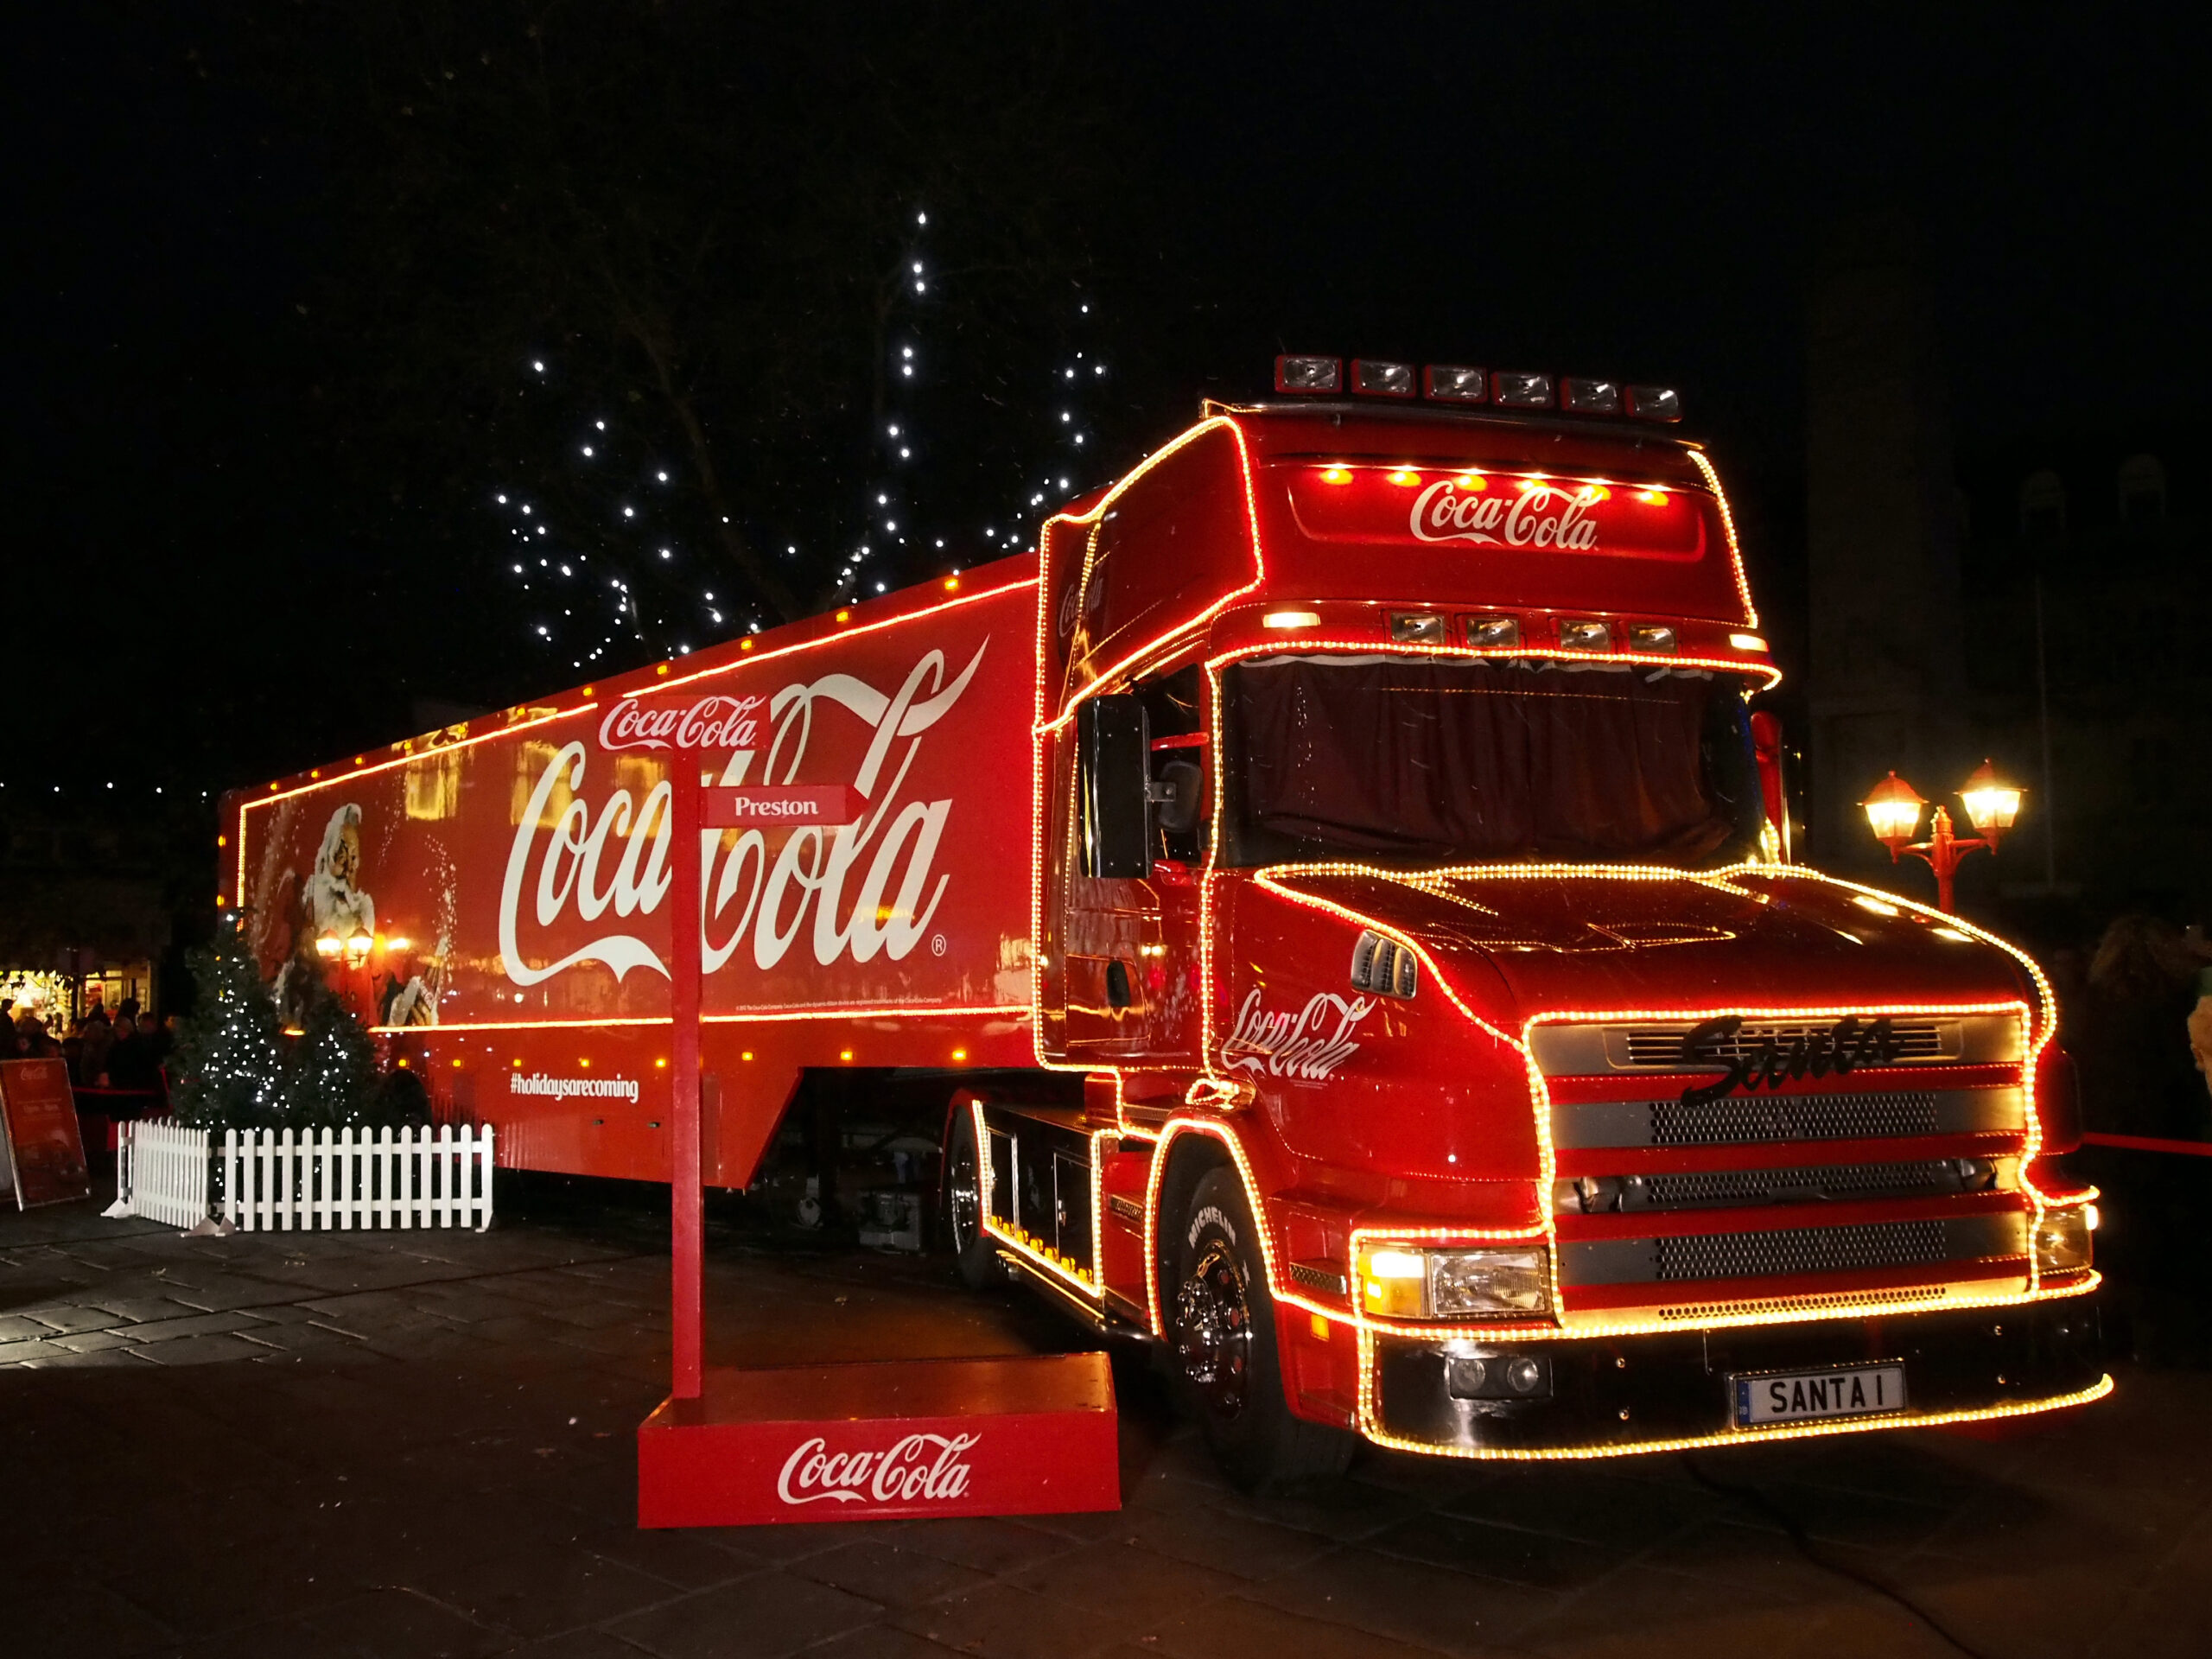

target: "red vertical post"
[670,756,704,1398]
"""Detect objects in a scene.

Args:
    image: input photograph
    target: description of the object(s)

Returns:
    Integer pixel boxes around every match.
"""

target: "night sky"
[9,4,2204,801]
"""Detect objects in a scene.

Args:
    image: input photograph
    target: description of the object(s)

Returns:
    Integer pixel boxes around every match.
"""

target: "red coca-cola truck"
[224,357,2105,1489]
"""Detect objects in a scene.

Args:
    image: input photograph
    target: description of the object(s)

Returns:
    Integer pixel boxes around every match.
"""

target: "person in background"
[78,1008,114,1085]
[106,1013,152,1092]
[2190,966,2212,1104]
[2075,914,2212,1141]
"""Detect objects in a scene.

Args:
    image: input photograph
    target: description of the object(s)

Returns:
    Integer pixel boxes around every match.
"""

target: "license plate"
[1731,1362,1907,1428]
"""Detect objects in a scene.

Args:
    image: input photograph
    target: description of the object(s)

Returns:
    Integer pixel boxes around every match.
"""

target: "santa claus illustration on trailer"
[270,803,438,1027]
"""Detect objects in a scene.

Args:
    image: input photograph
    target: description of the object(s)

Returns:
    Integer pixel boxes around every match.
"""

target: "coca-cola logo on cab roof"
[598,694,765,753]
[1409,480,1601,551]
[776,1432,980,1506]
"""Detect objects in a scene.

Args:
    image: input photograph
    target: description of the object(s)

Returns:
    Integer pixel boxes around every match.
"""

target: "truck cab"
[957,367,2104,1488]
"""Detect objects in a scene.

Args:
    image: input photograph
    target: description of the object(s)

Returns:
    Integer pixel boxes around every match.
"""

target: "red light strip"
[630,573,1037,701]
[1685,448,1758,628]
[1206,635,1783,691]
[370,1003,1029,1036]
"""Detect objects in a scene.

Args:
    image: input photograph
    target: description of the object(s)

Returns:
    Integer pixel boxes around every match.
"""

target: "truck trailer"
[224,359,2106,1490]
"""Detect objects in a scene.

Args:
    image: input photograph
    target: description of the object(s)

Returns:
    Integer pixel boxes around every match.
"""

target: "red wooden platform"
[637,1351,1120,1528]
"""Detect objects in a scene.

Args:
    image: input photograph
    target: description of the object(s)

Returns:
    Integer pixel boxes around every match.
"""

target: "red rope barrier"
[2082,1131,2212,1159]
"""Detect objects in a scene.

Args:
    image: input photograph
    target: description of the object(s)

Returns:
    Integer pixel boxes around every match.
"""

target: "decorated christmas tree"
[170,912,287,1129]
[285,978,378,1128]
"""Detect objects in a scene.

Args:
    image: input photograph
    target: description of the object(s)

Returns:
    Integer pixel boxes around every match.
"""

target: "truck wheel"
[1172,1166,1355,1493]
[944,1103,1004,1291]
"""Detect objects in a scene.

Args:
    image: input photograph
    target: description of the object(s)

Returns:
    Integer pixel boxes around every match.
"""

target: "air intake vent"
[1649,1091,1941,1146]
[1349,930,1416,999]
[1656,1219,1950,1281]
[1559,1214,2023,1287]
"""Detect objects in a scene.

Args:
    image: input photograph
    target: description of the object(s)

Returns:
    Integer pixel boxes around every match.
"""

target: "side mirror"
[1077,694,1151,878]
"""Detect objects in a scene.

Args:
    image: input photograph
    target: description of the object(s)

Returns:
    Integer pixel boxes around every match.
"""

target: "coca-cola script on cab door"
[776,1432,980,1506]
[1409,480,1601,550]
[599,694,765,753]
[1220,990,1375,1081]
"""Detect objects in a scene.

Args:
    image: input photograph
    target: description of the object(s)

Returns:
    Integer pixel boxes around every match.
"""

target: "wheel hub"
[1175,1241,1252,1417]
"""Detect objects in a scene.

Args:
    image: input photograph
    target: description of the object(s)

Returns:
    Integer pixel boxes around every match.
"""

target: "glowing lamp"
[384,937,411,954]
[315,932,344,959]
[1959,760,2023,842]
[345,930,373,967]
[1861,772,1926,852]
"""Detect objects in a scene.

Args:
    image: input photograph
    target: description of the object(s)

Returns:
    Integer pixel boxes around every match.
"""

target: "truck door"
[1060,664,1205,1061]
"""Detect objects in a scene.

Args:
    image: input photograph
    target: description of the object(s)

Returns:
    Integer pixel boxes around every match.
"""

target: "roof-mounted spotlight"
[1423,365,1488,403]
[1626,385,1683,422]
[1274,355,1343,394]
[1560,377,1624,415]
[1491,371,1555,409]
[1350,359,1417,397]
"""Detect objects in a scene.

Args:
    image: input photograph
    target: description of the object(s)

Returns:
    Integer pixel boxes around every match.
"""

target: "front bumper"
[1368,1296,2106,1456]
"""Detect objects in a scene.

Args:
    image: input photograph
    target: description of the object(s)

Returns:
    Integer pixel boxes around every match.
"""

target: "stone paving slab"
[6,1179,2212,1659]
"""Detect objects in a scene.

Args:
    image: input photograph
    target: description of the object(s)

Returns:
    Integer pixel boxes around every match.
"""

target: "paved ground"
[4,1176,2210,1659]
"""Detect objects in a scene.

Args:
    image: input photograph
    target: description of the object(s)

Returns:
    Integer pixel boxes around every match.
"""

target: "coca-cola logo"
[498,642,988,988]
[776,1432,979,1506]
[1409,480,1601,551]
[1220,989,1375,1081]
[599,695,764,753]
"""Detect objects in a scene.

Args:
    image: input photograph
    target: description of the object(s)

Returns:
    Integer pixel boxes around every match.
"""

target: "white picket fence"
[221,1125,496,1232]
[106,1120,213,1229]
[106,1121,496,1233]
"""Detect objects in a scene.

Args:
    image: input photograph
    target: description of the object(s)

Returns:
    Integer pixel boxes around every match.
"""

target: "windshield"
[1220,657,1764,869]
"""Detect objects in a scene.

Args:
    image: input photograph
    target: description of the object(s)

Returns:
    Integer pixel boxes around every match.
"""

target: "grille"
[1618,1159,1981,1212]
[1623,1020,1948,1067]
[1655,1219,1948,1282]
[1648,1090,1939,1146]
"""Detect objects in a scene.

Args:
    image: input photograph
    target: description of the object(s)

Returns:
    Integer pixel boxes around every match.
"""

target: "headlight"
[1358,1244,1551,1319]
[2033,1205,2094,1274]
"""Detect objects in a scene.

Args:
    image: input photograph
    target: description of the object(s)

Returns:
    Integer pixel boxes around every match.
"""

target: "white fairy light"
[582,445,594,457]
[520,504,531,514]
[621,505,634,518]
[532,359,545,372]
[660,547,671,559]
[594,420,606,430]
[497,493,508,504]
[657,471,668,482]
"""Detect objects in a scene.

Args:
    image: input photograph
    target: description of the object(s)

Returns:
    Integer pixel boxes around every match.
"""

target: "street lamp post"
[1860,760,2025,914]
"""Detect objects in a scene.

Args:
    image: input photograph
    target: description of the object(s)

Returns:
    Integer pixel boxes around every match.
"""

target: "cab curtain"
[1228,658,1744,864]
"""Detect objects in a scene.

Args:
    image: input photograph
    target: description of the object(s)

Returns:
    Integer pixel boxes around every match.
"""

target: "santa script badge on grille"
[1678,1015,1901,1106]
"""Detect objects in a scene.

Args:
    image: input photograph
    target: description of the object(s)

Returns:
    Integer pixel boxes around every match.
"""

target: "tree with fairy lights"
[170,911,289,1130]
[285,978,380,1128]
[228,4,1137,686]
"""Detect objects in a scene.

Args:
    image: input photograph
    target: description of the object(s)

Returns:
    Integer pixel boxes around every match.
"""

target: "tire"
[944,1102,1004,1292]
[1170,1166,1355,1493]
